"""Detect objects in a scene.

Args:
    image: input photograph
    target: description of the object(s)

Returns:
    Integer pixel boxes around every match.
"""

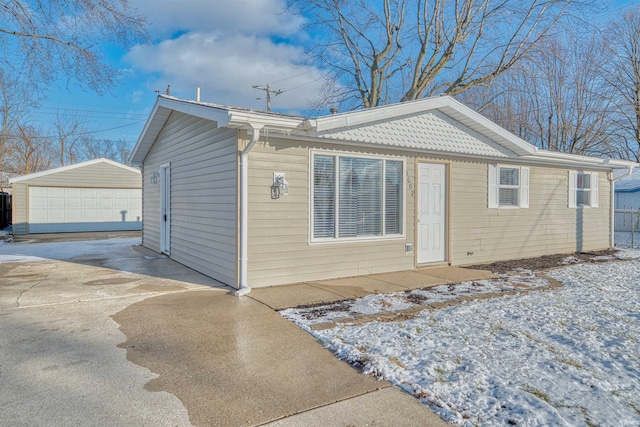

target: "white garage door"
[29,187,142,233]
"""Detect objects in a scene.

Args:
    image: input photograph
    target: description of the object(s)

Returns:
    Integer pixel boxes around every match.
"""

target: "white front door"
[160,164,171,254]
[417,163,446,264]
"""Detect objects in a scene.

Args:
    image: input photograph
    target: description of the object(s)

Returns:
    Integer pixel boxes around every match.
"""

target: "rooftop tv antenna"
[155,85,171,96]
[252,83,283,112]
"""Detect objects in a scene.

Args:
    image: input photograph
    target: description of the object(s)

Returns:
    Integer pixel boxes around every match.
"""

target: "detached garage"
[10,158,142,235]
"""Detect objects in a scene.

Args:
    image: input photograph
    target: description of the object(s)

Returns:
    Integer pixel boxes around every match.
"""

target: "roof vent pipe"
[330,107,339,115]
[196,87,201,102]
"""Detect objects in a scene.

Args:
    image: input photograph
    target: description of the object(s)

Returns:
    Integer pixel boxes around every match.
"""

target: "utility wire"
[2,120,146,140]
[267,69,315,85]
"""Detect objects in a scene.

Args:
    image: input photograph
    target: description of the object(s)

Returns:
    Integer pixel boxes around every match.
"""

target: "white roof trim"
[129,94,639,171]
[523,150,639,169]
[9,158,140,183]
[129,96,233,165]
[129,96,306,165]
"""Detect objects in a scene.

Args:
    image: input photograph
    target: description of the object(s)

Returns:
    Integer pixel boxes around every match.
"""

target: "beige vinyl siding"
[247,138,415,288]
[11,183,28,235]
[142,111,238,287]
[248,139,611,286]
[449,161,610,265]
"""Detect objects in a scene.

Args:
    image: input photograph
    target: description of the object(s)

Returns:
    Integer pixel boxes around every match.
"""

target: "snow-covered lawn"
[615,231,640,249]
[282,258,640,426]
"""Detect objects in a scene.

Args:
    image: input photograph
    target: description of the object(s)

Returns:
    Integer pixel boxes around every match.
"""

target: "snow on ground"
[282,260,640,426]
[285,270,549,327]
[614,247,640,260]
[0,237,141,263]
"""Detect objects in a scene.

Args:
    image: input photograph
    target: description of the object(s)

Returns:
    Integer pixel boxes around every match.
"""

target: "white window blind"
[312,154,403,240]
[569,171,598,208]
[313,156,335,238]
[499,167,519,206]
[577,173,591,206]
[338,157,383,237]
[488,164,529,208]
[385,160,403,234]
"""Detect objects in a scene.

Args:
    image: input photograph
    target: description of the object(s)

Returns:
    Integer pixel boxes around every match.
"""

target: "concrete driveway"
[0,235,447,426]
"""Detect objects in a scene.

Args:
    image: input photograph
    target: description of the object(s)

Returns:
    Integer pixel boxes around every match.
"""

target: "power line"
[2,120,146,140]
[36,106,148,118]
[268,69,314,85]
[253,84,284,112]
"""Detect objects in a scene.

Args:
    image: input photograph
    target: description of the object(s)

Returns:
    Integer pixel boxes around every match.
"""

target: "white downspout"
[234,124,262,296]
[610,166,634,248]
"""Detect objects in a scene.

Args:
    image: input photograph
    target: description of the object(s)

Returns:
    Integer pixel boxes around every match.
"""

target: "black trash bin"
[0,192,11,229]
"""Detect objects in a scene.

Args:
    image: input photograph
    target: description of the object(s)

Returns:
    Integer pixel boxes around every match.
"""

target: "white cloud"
[131,0,303,38]
[124,0,325,113]
[127,32,324,112]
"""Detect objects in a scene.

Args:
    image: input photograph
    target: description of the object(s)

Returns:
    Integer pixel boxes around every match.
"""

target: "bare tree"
[291,0,590,109]
[79,138,132,164]
[53,112,91,166]
[460,32,615,156]
[605,5,640,162]
[0,0,147,94]
[6,124,54,175]
[0,69,39,170]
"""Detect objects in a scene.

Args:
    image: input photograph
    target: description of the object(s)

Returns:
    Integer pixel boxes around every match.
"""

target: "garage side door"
[28,187,142,233]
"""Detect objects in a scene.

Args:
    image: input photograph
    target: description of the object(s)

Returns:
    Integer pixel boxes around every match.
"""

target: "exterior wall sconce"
[150,172,160,184]
[271,172,288,199]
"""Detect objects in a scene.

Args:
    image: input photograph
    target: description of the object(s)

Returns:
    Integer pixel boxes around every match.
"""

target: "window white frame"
[488,164,529,209]
[310,151,406,243]
[569,171,598,208]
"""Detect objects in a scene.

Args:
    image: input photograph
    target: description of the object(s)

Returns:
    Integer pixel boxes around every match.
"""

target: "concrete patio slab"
[250,266,497,309]
[263,387,448,427]
[113,290,388,427]
[310,276,408,298]
[373,270,451,289]
[416,266,497,281]
[249,283,346,310]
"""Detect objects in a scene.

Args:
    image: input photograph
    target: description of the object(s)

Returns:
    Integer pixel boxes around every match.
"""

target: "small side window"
[576,173,591,206]
[488,165,529,208]
[569,171,598,208]
[498,167,520,207]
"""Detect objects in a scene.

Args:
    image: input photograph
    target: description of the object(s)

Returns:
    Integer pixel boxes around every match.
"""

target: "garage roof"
[9,158,140,184]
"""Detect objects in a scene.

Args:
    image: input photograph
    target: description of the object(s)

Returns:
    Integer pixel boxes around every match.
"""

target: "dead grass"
[466,249,618,274]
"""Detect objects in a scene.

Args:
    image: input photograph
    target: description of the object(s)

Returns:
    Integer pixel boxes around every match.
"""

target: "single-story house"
[613,168,640,232]
[614,168,640,210]
[10,158,142,235]
[130,95,637,294]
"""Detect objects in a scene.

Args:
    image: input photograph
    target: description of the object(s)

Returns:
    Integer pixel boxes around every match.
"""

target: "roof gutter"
[610,165,635,249]
[234,124,263,296]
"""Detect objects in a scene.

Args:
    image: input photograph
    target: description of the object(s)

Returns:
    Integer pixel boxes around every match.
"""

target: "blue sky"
[35,0,324,153]
[31,0,640,155]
